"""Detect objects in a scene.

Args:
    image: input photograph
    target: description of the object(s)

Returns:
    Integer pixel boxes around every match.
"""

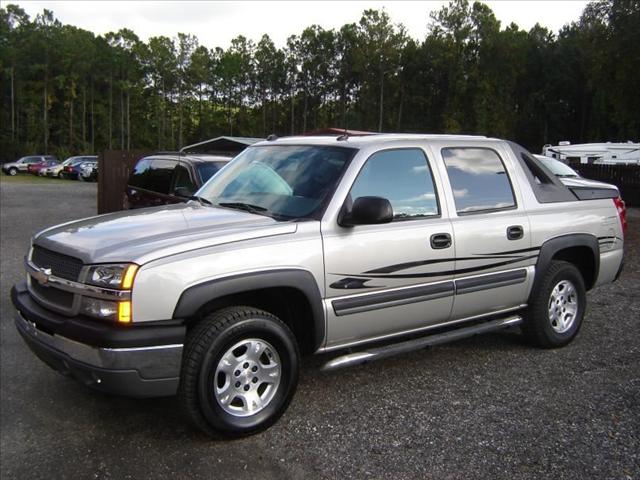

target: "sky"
[10,1,589,48]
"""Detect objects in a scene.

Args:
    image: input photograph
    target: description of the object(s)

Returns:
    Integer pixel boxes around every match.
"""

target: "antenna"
[266,134,278,141]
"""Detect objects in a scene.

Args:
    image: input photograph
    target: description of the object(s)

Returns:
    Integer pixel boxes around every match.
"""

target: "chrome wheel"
[548,280,579,333]
[213,338,281,417]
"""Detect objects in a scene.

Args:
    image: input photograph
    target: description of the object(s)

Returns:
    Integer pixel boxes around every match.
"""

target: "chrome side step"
[321,315,523,371]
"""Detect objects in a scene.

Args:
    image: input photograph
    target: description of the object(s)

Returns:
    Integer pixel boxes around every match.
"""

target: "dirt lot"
[1,180,638,479]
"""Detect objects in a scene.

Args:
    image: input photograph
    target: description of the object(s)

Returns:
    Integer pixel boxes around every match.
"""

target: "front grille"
[30,281,74,308]
[32,246,83,281]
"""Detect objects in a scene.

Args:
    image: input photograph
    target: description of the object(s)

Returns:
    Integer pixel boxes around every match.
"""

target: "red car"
[28,159,59,175]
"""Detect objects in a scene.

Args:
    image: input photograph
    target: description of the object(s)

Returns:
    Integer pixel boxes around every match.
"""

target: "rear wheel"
[179,306,299,438]
[522,260,586,348]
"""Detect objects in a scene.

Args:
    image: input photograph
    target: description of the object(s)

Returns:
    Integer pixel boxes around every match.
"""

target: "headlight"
[86,264,138,289]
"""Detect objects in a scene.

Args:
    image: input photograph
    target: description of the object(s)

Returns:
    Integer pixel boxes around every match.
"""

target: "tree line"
[0,0,638,162]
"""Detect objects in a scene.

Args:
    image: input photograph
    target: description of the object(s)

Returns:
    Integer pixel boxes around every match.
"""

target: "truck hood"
[34,203,297,264]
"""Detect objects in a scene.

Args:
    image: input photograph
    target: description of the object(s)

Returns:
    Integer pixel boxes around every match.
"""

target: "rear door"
[438,144,534,320]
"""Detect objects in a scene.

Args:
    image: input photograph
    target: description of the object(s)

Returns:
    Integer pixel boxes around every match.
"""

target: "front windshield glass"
[537,156,579,177]
[197,145,356,219]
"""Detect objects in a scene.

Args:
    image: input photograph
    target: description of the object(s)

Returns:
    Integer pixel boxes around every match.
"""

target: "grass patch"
[0,174,85,184]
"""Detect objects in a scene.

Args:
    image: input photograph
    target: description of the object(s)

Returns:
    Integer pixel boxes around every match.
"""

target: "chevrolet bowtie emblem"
[33,267,52,285]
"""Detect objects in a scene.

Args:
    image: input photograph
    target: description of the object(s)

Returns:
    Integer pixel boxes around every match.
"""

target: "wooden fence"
[97,150,151,214]
[572,164,640,206]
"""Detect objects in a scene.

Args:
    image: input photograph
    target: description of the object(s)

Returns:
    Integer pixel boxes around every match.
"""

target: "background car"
[28,159,60,176]
[124,153,231,208]
[79,161,98,182]
[2,155,57,176]
[60,156,98,180]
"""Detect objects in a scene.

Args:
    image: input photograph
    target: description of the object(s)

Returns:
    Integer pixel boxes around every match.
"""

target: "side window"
[442,147,515,214]
[24,157,41,164]
[128,158,152,188]
[146,159,176,194]
[172,163,196,193]
[349,149,439,220]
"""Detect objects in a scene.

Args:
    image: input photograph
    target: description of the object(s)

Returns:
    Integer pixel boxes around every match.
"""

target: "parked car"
[61,156,98,180]
[2,155,57,176]
[124,153,231,208]
[28,159,60,176]
[44,157,80,178]
[79,161,98,182]
[11,134,626,438]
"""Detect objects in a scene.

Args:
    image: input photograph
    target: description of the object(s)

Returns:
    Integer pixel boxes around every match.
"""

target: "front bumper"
[12,283,185,398]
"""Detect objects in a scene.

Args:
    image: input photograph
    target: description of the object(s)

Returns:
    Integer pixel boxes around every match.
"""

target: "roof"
[302,128,375,136]
[180,136,263,154]
[253,133,492,148]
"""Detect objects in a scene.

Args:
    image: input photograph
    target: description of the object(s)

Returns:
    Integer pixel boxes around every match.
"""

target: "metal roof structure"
[180,136,264,155]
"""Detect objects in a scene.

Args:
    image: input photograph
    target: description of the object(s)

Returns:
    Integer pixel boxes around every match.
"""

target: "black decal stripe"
[331,254,538,280]
[475,246,541,256]
[329,278,379,290]
[456,269,527,295]
[365,255,525,274]
[332,281,454,316]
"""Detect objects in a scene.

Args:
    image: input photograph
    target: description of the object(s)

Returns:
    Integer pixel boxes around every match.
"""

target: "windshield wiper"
[217,202,268,214]
[187,195,213,206]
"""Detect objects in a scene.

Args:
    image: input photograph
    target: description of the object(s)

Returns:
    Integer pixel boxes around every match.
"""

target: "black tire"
[57,172,63,178]
[8,168,18,176]
[178,306,299,438]
[522,260,586,348]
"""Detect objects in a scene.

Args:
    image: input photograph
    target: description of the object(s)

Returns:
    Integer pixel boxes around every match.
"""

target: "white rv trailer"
[542,142,640,165]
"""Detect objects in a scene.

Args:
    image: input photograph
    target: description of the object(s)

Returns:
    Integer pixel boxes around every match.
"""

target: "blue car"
[61,156,98,180]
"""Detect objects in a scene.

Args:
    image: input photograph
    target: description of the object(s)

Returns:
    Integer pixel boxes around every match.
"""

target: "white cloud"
[453,188,468,198]
[12,1,588,49]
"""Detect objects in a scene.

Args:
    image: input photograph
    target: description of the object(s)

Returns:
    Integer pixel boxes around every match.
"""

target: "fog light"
[118,301,131,323]
[81,297,118,320]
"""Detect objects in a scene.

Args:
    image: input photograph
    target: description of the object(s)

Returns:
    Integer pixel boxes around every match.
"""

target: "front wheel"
[8,168,18,176]
[522,260,586,348]
[179,307,299,438]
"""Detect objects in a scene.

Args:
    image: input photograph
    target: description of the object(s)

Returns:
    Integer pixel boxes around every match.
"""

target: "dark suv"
[124,153,231,209]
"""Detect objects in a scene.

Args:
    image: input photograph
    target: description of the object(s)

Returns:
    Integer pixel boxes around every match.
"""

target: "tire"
[522,260,586,348]
[8,168,18,176]
[179,306,299,438]
[57,172,63,178]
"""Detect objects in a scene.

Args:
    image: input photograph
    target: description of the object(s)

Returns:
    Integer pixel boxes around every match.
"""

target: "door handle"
[507,225,524,240]
[430,233,452,249]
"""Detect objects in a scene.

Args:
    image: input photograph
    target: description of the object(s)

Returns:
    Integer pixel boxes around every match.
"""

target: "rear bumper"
[12,283,184,398]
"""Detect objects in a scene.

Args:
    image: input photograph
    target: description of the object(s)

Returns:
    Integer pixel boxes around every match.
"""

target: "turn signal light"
[118,301,131,323]
[122,265,138,289]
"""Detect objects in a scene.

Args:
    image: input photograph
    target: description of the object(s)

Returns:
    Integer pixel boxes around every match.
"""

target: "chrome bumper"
[15,311,182,398]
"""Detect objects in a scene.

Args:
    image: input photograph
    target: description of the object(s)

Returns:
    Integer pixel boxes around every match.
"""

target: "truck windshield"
[197,145,356,219]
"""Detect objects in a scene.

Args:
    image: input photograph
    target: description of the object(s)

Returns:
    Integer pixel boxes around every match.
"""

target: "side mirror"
[340,196,394,227]
[174,186,194,198]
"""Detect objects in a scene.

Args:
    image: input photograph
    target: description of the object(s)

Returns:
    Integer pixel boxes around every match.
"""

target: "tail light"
[613,196,627,237]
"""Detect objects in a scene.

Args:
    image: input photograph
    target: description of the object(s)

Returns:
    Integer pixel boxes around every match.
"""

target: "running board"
[321,315,523,371]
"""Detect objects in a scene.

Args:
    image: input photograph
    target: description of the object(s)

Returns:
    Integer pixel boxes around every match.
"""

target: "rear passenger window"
[146,159,176,194]
[349,149,439,220]
[442,148,515,214]
[172,163,196,193]
[129,158,152,188]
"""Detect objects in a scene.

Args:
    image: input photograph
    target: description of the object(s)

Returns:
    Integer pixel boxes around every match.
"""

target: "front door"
[322,148,456,350]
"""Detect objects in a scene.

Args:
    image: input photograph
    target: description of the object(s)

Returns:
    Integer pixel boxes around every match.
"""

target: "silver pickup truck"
[11,134,626,437]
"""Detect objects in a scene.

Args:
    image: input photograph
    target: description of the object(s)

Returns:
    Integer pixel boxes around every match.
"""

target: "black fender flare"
[532,233,599,296]
[172,269,326,350]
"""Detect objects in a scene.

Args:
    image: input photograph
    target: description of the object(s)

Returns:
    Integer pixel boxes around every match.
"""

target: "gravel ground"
[1,181,638,480]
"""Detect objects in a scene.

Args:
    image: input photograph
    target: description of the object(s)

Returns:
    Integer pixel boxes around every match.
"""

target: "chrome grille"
[30,280,74,308]
[32,246,83,281]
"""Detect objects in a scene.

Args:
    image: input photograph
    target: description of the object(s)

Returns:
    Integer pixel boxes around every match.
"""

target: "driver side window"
[349,149,440,220]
